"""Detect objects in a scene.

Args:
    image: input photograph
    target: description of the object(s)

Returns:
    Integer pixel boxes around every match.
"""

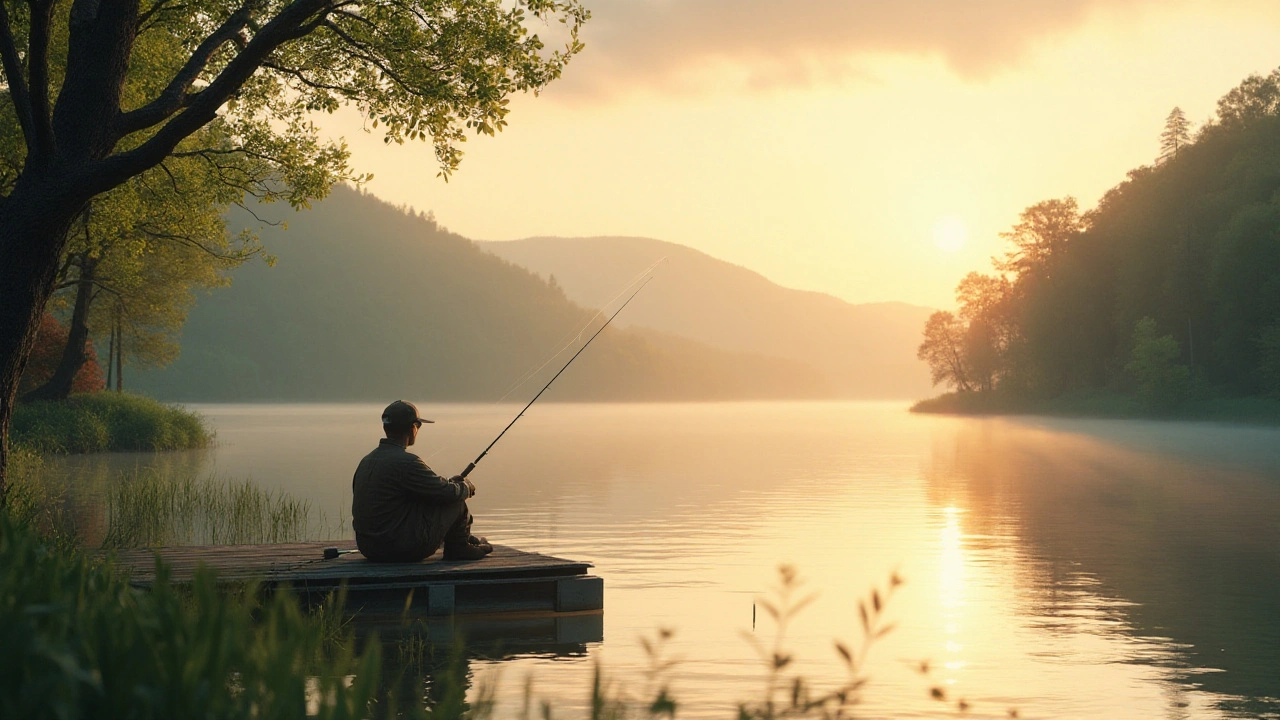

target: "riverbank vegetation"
[916,70,1280,420]
[12,393,211,454]
[101,469,317,549]
[0,512,380,720]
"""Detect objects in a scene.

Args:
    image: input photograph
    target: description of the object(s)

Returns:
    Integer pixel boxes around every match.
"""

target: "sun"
[933,216,968,253]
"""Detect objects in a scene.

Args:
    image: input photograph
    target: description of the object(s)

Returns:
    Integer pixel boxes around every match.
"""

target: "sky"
[316,0,1280,309]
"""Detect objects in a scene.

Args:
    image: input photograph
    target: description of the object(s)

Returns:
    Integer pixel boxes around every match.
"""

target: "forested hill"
[915,70,1280,412]
[130,185,827,402]
[479,237,935,399]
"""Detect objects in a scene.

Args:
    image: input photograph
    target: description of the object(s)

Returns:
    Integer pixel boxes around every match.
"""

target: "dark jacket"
[352,439,469,560]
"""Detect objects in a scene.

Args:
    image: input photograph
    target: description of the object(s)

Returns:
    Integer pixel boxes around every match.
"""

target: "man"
[352,400,494,562]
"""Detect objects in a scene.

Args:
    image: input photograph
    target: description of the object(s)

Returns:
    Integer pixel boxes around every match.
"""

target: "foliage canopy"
[0,0,589,492]
[918,68,1280,409]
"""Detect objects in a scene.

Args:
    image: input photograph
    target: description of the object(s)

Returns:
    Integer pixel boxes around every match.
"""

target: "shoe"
[443,541,493,561]
[468,535,489,546]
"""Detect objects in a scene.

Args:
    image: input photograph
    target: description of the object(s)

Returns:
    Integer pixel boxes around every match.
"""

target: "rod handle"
[460,462,476,479]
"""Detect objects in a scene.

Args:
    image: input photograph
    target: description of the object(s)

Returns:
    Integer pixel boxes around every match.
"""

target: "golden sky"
[317,1,1280,309]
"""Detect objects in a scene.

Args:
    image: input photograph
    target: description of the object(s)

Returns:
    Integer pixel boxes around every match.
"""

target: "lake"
[47,402,1280,718]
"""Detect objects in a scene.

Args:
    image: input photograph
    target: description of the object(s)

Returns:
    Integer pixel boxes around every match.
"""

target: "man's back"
[351,438,468,561]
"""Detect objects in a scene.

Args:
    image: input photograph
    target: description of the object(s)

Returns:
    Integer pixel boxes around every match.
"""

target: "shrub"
[12,393,212,454]
[17,313,106,396]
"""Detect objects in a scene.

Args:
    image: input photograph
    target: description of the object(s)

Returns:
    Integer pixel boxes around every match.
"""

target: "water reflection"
[356,614,598,719]
[937,506,966,689]
[923,418,1280,718]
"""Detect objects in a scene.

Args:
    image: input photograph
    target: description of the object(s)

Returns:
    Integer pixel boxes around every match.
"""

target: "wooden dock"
[113,542,604,625]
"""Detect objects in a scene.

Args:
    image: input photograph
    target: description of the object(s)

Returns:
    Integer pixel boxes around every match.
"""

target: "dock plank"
[110,542,603,619]
[113,542,591,586]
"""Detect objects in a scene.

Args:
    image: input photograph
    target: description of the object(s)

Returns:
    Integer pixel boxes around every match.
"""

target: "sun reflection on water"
[939,505,968,687]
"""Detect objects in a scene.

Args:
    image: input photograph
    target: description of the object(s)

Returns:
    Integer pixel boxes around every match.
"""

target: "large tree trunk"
[24,253,99,402]
[0,177,86,503]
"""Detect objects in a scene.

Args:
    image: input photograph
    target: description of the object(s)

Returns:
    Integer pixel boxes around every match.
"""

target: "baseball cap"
[382,400,434,427]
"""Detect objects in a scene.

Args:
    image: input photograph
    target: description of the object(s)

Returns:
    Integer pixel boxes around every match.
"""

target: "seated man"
[352,400,493,562]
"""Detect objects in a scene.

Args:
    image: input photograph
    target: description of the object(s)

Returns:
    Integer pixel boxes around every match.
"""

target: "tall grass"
[13,392,211,454]
[102,468,317,548]
[0,512,379,720]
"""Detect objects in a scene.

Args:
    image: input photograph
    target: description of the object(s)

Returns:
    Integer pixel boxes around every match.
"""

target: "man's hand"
[450,475,476,498]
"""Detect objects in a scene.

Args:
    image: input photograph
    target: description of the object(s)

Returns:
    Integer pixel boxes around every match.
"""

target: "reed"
[0,511,380,720]
[102,468,319,548]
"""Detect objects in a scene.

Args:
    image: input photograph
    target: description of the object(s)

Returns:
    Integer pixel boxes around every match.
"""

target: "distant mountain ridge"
[130,186,827,402]
[480,236,935,399]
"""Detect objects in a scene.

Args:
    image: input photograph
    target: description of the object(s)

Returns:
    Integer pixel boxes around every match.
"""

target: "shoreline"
[911,390,1280,426]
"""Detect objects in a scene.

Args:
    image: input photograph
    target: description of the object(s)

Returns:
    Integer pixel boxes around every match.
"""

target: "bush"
[0,512,380,720]
[11,393,211,454]
[17,313,105,396]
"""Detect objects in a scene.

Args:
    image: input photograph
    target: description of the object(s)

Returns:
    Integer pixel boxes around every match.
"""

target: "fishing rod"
[493,257,667,404]
[458,275,654,479]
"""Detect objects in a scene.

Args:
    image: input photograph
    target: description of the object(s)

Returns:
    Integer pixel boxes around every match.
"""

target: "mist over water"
[50,402,1280,718]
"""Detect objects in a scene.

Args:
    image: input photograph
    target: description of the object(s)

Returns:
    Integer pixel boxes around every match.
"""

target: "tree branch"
[89,0,333,194]
[137,226,260,262]
[137,0,185,28]
[116,3,254,136]
[320,19,428,98]
[27,0,56,153]
[0,1,37,154]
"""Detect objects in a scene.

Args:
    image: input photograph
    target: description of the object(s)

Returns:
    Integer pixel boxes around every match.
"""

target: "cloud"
[549,0,1158,97]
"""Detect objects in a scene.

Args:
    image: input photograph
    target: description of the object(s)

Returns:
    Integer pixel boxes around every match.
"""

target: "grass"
[6,446,326,550]
[12,392,212,454]
[102,467,319,549]
[0,510,379,720]
[3,445,75,546]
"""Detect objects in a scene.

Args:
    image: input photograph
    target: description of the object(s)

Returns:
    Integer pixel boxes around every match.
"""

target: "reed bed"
[102,469,317,548]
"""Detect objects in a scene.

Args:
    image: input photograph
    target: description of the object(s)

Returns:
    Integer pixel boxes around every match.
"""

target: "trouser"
[360,499,472,563]
[423,498,473,558]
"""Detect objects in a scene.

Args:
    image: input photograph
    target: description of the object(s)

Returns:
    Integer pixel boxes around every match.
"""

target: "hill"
[130,186,827,402]
[479,237,935,399]
[912,69,1280,415]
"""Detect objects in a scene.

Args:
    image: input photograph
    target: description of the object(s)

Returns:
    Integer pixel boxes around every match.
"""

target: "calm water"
[49,402,1280,718]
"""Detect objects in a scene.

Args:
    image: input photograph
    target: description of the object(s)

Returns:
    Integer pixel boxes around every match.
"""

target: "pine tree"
[1160,107,1193,163]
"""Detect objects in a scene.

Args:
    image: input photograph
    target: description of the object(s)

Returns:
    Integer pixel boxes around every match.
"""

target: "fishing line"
[492,257,667,403]
[420,258,665,464]
[458,275,654,479]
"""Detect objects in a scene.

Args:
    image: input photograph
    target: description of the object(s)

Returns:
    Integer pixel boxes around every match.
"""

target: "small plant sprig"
[739,565,902,720]
[913,659,1021,718]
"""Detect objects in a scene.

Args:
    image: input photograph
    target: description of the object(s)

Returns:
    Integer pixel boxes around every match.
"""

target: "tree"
[26,129,267,401]
[954,272,1014,392]
[0,0,588,497]
[1214,69,1280,129]
[1159,106,1191,164]
[17,313,105,396]
[1125,317,1190,413]
[994,198,1084,281]
[918,311,972,393]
